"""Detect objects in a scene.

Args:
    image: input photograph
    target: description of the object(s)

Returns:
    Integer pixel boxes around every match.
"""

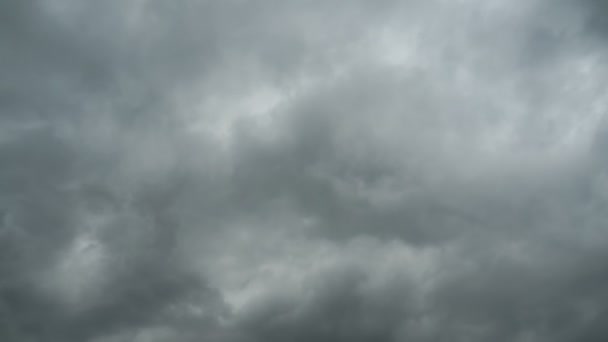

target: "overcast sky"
[2,0,608,341]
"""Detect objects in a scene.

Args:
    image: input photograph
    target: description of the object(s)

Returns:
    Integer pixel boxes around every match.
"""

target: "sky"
[2,0,608,341]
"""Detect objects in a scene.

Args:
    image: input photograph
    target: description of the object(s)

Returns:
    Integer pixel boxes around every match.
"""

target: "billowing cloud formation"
[2,0,608,341]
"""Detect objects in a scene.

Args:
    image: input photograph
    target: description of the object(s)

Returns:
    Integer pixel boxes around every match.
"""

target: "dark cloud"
[2,0,608,341]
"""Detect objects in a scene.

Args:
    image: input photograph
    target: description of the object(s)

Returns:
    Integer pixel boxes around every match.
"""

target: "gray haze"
[2,0,608,341]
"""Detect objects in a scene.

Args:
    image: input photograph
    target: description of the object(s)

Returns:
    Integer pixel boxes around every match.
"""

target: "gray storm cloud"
[2,0,608,341]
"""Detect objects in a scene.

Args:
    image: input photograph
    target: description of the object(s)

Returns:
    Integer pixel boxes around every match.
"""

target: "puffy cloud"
[2,0,608,341]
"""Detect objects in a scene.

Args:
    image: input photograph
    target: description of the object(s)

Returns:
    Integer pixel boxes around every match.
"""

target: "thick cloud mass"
[2,0,608,341]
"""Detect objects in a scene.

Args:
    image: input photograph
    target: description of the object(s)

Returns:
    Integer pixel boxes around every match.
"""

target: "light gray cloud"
[2,0,608,341]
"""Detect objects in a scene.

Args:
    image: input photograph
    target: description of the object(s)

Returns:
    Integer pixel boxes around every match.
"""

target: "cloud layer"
[2,0,608,341]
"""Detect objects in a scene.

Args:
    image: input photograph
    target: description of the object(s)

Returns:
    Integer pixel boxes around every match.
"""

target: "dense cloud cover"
[2,0,608,341]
